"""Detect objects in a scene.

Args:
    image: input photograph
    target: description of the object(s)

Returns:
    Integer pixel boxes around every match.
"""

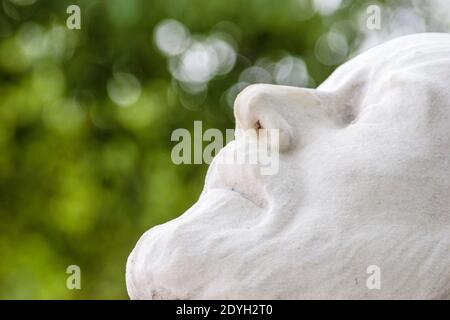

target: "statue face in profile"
[126,33,450,299]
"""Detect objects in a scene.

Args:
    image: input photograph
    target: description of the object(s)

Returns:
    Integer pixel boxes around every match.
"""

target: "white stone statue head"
[126,33,450,299]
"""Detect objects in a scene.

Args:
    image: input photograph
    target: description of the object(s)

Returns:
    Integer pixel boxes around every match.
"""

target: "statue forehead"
[319,33,450,92]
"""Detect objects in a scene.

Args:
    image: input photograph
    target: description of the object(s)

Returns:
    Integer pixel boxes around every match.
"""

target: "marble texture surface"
[126,33,450,299]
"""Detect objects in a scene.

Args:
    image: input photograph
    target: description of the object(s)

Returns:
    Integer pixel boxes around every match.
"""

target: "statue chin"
[126,33,450,300]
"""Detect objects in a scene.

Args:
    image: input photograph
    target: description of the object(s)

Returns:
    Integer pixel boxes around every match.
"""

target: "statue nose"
[233,84,294,152]
[234,84,335,151]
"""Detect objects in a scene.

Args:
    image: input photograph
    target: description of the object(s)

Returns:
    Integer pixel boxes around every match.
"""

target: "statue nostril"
[255,120,263,130]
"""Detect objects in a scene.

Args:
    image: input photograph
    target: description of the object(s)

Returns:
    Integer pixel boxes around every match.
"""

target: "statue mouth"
[202,187,265,208]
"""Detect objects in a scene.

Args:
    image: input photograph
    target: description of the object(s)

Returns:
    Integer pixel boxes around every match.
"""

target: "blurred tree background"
[0,0,448,299]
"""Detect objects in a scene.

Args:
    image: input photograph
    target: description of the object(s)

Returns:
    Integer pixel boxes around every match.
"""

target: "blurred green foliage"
[0,0,394,299]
